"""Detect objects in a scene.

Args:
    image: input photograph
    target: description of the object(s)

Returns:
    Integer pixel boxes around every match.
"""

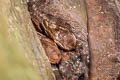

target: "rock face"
[0,0,55,80]
[59,52,86,80]
[2,0,120,80]
[85,0,120,79]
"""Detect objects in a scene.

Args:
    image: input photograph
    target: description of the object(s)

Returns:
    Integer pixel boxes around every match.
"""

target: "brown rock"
[59,51,86,80]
